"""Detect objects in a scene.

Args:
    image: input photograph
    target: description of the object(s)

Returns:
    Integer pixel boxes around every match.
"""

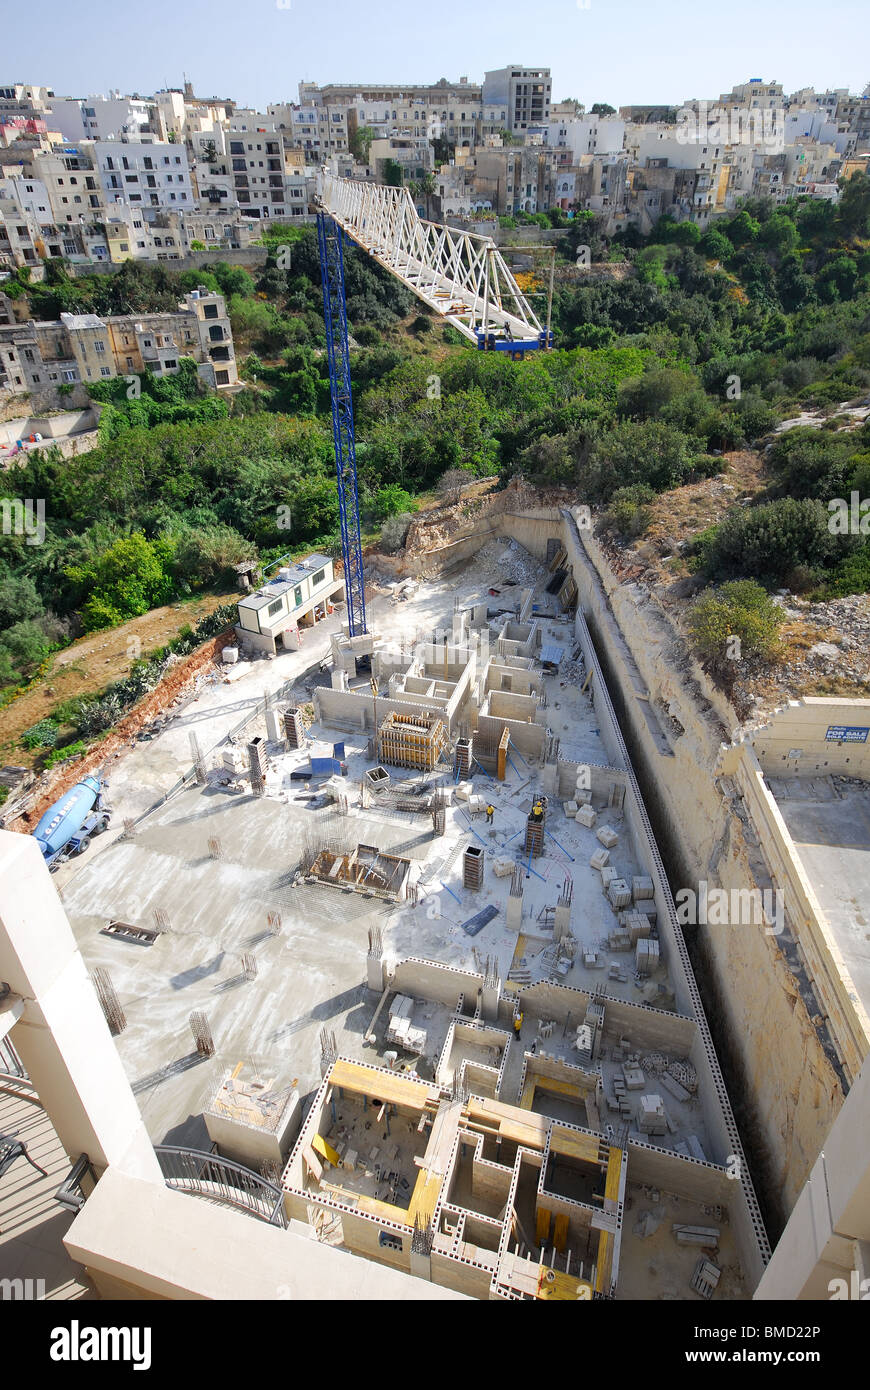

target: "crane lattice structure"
[317,211,368,637]
[318,174,553,353]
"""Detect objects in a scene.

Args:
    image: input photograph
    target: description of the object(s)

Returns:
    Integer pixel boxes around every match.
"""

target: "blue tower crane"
[317,211,367,637]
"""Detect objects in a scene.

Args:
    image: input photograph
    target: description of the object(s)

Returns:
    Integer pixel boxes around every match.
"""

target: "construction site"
[31,524,769,1303]
[1,186,868,1309]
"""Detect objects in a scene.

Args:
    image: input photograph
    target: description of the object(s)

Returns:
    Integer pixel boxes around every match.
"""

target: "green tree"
[350,125,377,162]
[373,485,415,520]
[0,574,44,628]
[705,498,841,585]
[688,580,783,678]
[65,533,174,632]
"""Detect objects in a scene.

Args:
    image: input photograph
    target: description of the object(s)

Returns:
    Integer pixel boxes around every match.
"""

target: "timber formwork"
[378,710,448,772]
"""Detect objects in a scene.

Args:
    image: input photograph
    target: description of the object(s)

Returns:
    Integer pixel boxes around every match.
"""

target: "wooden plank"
[549,1127,601,1165]
[329,1059,438,1110]
[407,1170,442,1227]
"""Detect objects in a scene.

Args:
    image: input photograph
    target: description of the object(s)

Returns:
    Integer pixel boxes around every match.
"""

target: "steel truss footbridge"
[318,173,553,354]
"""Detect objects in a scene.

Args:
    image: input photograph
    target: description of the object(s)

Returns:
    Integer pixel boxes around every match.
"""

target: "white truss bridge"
[318,174,549,347]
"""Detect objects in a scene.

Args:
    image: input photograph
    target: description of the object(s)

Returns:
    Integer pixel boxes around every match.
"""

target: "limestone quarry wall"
[558,508,848,1234]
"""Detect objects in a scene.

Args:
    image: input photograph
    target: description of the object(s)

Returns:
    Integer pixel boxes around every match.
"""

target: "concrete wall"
[755,1059,870,1301]
[70,247,270,278]
[717,740,869,1083]
[0,407,98,445]
[749,697,870,779]
[65,1168,465,1300]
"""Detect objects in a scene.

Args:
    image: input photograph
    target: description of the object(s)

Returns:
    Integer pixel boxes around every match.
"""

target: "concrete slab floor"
[616,1181,748,1301]
[772,778,870,1019]
[53,539,683,1159]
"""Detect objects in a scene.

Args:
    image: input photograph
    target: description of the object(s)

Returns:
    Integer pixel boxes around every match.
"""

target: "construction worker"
[486,803,495,825]
[531,800,544,823]
[513,1010,524,1038]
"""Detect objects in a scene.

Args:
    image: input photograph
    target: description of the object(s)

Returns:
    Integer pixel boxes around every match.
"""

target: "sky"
[4,0,868,112]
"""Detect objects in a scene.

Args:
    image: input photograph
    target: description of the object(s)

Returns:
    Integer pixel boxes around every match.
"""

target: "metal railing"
[155,1146,287,1227]
[0,1037,27,1082]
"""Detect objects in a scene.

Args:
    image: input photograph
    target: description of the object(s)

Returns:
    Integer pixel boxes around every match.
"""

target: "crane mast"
[317,211,368,638]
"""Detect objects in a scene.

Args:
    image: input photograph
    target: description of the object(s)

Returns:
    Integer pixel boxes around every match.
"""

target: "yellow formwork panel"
[520,1074,583,1111]
[312,1133,341,1167]
[536,1206,551,1244]
[329,1058,439,1111]
[604,1147,623,1203]
[595,1230,613,1293]
[553,1212,569,1252]
[537,1267,592,1300]
[407,1169,442,1227]
[549,1128,601,1165]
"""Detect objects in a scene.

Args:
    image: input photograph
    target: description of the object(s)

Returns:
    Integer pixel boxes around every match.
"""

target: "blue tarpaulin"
[461,905,499,937]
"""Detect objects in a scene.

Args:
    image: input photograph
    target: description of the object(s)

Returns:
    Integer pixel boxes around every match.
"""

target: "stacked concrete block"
[563,801,578,818]
[455,781,473,802]
[596,825,619,848]
[576,805,597,829]
[635,937,660,975]
[492,856,514,878]
[638,1094,667,1135]
[575,790,593,806]
[633,900,658,925]
[632,876,654,901]
[590,847,610,871]
[623,912,652,945]
[600,865,618,891]
[608,878,632,910]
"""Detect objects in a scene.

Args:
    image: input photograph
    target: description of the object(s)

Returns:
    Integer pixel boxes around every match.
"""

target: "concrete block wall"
[626,1140,733,1205]
[391,957,485,1008]
[749,697,870,779]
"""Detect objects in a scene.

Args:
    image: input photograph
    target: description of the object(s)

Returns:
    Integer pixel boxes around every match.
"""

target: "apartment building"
[94,138,193,214]
[0,287,237,400]
[0,140,106,227]
[544,116,625,160]
[47,93,155,143]
[483,66,552,134]
[369,136,433,180]
[227,117,312,220]
[471,146,556,214]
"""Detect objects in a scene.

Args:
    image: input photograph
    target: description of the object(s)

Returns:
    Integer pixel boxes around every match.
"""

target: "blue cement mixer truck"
[31,774,111,871]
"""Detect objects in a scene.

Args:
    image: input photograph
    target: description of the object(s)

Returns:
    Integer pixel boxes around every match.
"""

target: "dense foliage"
[2,181,870,699]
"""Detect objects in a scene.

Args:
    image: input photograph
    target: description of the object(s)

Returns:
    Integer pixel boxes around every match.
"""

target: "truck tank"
[32,775,103,862]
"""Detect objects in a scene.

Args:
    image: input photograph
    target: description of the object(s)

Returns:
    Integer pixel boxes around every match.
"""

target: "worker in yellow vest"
[486,803,495,824]
[514,1011,524,1038]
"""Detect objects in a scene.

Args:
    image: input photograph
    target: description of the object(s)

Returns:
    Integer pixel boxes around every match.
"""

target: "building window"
[267,597,284,617]
[100,366,111,376]
[312,569,325,587]
[94,340,105,353]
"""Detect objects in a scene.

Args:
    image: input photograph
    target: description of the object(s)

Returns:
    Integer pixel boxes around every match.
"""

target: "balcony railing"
[154,1146,287,1227]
